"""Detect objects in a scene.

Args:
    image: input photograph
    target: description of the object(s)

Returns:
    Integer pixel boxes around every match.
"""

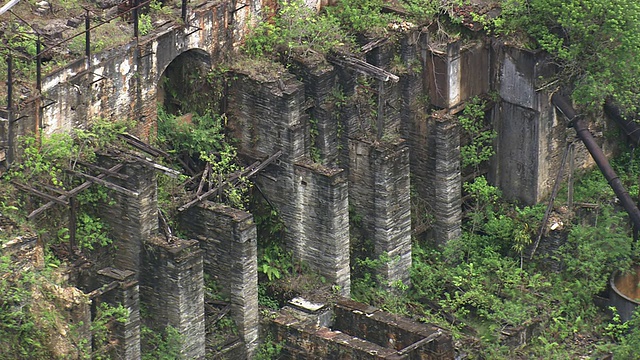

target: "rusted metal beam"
[530,142,570,259]
[603,100,640,146]
[552,93,640,231]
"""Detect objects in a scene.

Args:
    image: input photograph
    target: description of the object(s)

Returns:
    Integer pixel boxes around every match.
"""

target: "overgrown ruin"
[0,0,631,358]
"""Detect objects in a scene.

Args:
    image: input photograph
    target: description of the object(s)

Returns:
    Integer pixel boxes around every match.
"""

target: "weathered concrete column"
[293,161,351,295]
[287,54,341,167]
[431,113,462,244]
[96,267,141,360]
[97,161,158,274]
[180,202,258,358]
[141,236,205,359]
[350,139,412,288]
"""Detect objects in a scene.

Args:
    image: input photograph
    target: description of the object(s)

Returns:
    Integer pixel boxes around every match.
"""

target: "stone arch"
[157,48,213,116]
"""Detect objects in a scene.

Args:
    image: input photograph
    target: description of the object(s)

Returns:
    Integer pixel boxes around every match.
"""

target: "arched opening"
[157,49,216,116]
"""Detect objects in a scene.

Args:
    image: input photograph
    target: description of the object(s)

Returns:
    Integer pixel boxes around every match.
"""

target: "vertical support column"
[97,268,141,360]
[180,203,258,358]
[372,143,412,287]
[141,237,205,359]
[97,161,157,273]
[294,163,350,295]
[432,114,462,244]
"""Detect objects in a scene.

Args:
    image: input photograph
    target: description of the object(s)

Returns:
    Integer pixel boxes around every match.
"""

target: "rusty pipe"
[552,93,640,230]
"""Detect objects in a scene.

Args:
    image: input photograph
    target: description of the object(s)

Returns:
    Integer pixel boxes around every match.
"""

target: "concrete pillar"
[431,114,462,244]
[141,236,205,359]
[350,139,412,288]
[293,162,351,295]
[372,143,412,287]
[96,268,141,360]
[180,202,259,358]
[97,160,158,274]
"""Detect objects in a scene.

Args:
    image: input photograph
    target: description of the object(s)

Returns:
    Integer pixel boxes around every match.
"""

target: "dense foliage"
[490,0,640,112]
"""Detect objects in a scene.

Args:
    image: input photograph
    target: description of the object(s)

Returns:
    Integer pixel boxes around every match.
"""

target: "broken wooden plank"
[76,160,129,180]
[67,169,139,198]
[397,330,442,356]
[196,163,210,197]
[36,182,69,196]
[327,52,399,82]
[11,181,69,206]
[119,133,170,158]
[361,37,390,53]
[127,153,182,178]
[177,161,259,212]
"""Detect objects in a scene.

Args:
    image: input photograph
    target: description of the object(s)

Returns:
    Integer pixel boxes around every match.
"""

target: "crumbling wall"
[180,202,259,358]
[141,236,205,359]
[293,161,350,295]
[490,45,620,205]
[10,0,263,141]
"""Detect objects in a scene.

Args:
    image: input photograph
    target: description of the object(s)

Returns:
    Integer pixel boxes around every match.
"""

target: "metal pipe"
[36,35,41,91]
[85,9,90,59]
[604,99,640,146]
[7,51,13,165]
[552,93,640,230]
[133,0,139,38]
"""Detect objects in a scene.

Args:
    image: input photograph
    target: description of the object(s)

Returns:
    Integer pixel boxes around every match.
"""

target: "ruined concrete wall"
[141,236,205,359]
[97,161,157,275]
[287,53,341,167]
[333,299,454,358]
[28,0,262,140]
[271,298,454,359]
[426,40,489,111]
[349,139,412,287]
[489,45,620,205]
[179,202,258,358]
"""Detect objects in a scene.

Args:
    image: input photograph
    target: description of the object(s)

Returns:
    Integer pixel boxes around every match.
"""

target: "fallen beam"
[11,181,69,206]
[178,151,282,211]
[67,169,139,198]
[28,164,124,220]
[327,52,399,82]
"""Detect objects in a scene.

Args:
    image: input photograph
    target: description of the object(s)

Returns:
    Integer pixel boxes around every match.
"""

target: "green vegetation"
[490,0,640,112]
[350,145,640,357]
[141,325,182,360]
